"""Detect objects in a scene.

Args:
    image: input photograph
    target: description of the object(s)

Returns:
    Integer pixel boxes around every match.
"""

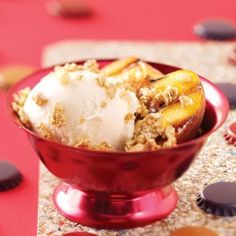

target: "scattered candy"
[215,83,236,108]
[170,226,218,236]
[194,20,236,40]
[196,182,236,216]
[224,122,236,146]
[47,0,92,17]
[0,65,35,91]
[0,161,22,191]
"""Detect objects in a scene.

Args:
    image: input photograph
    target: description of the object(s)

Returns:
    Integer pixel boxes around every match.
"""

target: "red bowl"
[7,60,229,229]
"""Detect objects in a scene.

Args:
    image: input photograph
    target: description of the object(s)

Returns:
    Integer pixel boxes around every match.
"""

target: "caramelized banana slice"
[101,56,138,76]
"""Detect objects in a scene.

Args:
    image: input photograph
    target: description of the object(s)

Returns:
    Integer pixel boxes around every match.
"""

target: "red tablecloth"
[0,0,235,235]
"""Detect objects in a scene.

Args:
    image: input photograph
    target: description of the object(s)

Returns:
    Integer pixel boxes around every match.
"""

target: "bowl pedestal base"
[53,182,178,229]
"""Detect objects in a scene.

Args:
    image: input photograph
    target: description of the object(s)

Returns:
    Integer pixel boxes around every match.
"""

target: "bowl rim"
[6,59,230,156]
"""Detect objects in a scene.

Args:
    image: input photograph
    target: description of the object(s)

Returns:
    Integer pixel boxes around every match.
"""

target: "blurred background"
[0,0,235,66]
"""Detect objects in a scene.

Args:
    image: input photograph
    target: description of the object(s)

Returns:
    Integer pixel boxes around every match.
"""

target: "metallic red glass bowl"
[7,60,229,229]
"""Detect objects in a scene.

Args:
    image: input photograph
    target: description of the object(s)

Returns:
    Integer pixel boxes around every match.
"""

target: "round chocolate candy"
[0,161,22,191]
[224,122,236,146]
[215,83,236,108]
[47,0,92,17]
[194,20,236,40]
[170,226,218,236]
[196,182,236,216]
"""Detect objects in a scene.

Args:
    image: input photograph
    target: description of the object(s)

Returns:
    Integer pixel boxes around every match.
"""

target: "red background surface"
[0,0,235,235]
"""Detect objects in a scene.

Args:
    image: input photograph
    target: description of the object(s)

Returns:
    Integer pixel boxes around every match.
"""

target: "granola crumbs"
[50,103,66,127]
[100,101,107,108]
[125,113,176,151]
[75,139,112,151]
[78,116,85,124]
[32,92,48,106]
[124,113,134,123]
[12,87,32,128]
[105,85,117,99]
[37,123,54,139]
[56,69,70,85]
[54,63,83,73]
[96,75,106,87]
[138,86,178,116]
[63,63,79,72]
[83,59,99,72]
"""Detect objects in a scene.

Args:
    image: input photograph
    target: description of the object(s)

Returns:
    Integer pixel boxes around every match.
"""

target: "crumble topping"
[124,113,134,123]
[125,113,176,151]
[96,75,106,87]
[105,84,117,99]
[83,59,99,72]
[54,63,83,73]
[100,101,107,108]
[12,87,31,128]
[55,69,70,85]
[32,92,48,106]
[76,74,83,80]
[50,103,66,127]
[78,116,85,124]
[75,139,112,151]
[138,86,179,116]
[37,123,54,139]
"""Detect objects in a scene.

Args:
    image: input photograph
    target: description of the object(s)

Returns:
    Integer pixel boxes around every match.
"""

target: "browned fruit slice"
[135,69,206,147]
[100,57,138,76]
[160,87,205,142]
[138,61,164,80]
[152,70,201,95]
[112,60,164,91]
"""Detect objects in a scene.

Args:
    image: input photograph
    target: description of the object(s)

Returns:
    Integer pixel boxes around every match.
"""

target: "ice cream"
[18,61,139,151]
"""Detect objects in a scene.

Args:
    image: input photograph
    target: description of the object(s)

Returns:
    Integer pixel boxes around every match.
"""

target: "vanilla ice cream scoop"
[22,62,139,151]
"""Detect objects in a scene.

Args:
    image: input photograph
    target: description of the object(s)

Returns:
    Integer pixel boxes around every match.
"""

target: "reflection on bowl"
[7,60,229,229]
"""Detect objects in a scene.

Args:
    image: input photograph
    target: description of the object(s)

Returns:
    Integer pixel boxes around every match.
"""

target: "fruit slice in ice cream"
[126,70,205,151]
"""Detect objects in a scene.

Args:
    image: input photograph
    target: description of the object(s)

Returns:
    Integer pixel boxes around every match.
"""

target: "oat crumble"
[125,113,176,151]
[12,87,31,128]
[100,101,107,108]
[75,139,112,151]
[83,59,99,72]
[124,113,134,123]
[50,103,66,127]
[37,123,54,139]
[32,92,48,106]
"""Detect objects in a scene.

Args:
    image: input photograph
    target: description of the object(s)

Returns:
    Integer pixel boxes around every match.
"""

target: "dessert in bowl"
[7,58,229,228]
